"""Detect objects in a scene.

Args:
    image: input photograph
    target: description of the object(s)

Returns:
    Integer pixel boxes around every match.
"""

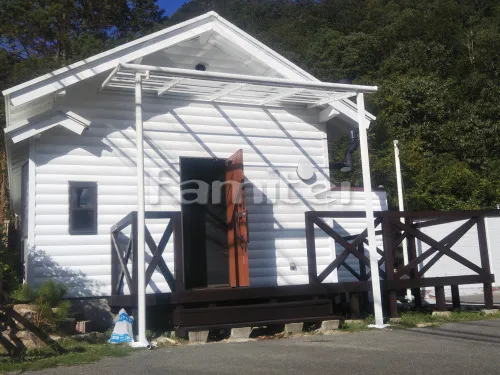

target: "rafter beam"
[197,31,212,46]
[308,92,356,109]
[319,107,340,123]
[100,64,121,91]
[260,88,302,105]
[208,83,246,101]
[157,79,183,96]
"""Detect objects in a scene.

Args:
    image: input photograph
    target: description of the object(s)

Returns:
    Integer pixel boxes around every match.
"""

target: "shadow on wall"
[28,249,113,329]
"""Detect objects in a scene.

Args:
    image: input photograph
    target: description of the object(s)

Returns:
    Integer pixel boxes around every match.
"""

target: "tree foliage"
[1,0,500,211]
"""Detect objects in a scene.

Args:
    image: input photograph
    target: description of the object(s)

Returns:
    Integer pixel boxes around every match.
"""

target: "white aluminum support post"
[135,72,148,346]
[357,93,385,328]
[394,140,412,301]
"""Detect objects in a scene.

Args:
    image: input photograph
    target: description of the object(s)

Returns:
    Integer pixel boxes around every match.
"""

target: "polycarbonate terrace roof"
[101,63,377,108]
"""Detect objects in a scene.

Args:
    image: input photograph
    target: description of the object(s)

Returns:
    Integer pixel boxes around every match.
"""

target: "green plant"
[10,283,34,303]
[34,280,67,307]
[0,229,21,293]
[9,280,71,333]
[32,281,70,332]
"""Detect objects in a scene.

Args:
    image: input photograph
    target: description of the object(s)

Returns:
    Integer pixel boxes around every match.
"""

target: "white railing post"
[394,140,412,301]
[135,72,148,346]
[357,93,385,328]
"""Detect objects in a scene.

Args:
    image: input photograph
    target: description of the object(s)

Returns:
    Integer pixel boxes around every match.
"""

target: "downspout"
[330,129,358,173]
[340,130,358,172]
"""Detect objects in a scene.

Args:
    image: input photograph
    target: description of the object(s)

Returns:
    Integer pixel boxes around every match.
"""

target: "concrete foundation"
[230,327,252,340]
[319,320,340,331]
[188,330,209,344]
[284,322,303,335]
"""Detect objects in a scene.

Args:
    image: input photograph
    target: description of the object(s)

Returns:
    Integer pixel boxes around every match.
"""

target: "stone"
[319,320,340,331]
[5,330,61,350]
[481,309,499,315]
[16,330,45,349]
[284,322,303,335]
[13,304,37,320]
[11,304,37,330]
[230,327,252,340]
[153,336,179,347]
[389,318,402,323]
[188,330,209,344]
[432,311,451,317]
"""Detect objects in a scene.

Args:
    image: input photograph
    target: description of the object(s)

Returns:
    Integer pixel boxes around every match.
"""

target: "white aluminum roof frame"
[118,63,384,346]
[101,63,377,108]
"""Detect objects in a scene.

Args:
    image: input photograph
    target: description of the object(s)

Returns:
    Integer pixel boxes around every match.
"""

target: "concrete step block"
[188,330,209,344]
[319,320,340,331]
[230,327,252,340]
[284,322,303,335]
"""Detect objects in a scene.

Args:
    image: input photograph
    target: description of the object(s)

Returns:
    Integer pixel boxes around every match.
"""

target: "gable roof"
[3,11,375,123]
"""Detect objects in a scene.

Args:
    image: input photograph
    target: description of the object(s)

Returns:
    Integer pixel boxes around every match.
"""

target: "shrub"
[10,283,34,303]
[0,228,20,293]
[9,280,71,333]
[34,280,67,307]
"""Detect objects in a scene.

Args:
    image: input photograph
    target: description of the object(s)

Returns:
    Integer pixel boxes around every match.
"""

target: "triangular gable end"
[3,12,312,109]
[3,11,374,126]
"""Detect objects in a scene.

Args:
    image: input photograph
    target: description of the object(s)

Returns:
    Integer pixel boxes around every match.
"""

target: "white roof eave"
[2,12,218,107]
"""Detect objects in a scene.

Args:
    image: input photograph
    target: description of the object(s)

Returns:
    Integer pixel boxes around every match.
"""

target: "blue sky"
[157,0,190,16]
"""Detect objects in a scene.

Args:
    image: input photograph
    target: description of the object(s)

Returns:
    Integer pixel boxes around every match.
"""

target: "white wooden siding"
[29,80,385,297]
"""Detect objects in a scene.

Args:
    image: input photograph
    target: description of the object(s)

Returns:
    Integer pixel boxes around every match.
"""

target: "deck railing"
[305,210,498,317]
[110,211,183,299]
[305,211,386,284]
[382,211,496,316]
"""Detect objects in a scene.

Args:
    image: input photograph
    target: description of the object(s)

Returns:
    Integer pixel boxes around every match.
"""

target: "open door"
[225,150,249,287]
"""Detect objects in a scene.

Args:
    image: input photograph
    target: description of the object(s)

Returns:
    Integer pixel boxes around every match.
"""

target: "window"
[69,182,97,235]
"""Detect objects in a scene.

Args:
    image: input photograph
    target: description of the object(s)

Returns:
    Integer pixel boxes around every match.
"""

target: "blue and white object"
[109,309,134,344]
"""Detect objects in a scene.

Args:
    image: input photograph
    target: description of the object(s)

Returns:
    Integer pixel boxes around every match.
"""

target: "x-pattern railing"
[305,211,386,284]
[110,211,182,297]
[381,211,496,316]
[305,210,498,317]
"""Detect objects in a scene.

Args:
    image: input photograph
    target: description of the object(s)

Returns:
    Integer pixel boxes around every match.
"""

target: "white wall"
[28,78,326,296]
[26,77,388,297]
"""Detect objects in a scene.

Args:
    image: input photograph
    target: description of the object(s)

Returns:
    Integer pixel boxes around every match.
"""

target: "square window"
[69,182,97,235]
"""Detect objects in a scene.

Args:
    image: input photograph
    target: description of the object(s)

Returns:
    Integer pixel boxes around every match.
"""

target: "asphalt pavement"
[26,319,500,375]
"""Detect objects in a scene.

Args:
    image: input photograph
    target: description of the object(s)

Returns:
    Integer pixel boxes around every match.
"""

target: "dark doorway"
[180,157,229,289]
